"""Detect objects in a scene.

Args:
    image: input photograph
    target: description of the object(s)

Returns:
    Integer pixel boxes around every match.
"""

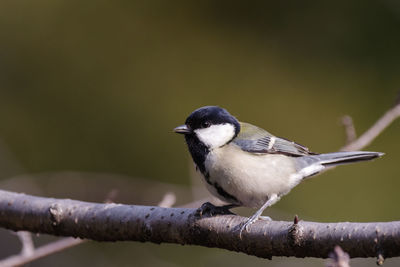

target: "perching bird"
[174,106,383,235]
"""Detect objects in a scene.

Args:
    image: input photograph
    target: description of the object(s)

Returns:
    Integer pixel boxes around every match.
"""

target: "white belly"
[204,144,298,208]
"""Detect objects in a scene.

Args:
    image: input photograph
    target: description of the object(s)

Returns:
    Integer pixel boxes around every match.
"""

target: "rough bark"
[1,189,399,260]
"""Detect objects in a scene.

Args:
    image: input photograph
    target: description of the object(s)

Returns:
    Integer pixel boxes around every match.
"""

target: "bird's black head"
[184,106,240,135]
[174,106,241,174]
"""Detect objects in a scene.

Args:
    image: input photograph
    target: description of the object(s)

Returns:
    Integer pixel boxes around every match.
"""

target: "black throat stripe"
[185,134,240,205]
[204,172,240,204]
[185,134,208,174]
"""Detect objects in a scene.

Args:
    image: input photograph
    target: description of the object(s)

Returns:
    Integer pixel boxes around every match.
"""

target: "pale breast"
[204,144,298,208]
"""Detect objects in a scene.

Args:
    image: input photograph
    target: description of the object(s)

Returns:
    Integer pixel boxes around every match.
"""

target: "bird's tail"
[315,151,384,167]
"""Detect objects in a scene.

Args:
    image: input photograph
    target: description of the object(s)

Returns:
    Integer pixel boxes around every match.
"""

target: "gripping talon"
[239,216,259,238]
[195,202,236,218]
[239,222,249,239]
[259,215,272,221]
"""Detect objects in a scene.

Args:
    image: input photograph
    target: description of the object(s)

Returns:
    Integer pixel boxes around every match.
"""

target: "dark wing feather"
[232,122,315,156]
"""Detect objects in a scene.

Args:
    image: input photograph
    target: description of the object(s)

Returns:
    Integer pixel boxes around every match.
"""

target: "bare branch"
[341,115,357,145]
[158,192,176,208]
[104,189,119,204]
[377,253,385,266]
[326,246,350,267]
[0,237,86,267]
[0,191,178,266]
[342,101,400,151]
[1,190,400,260]
[0,95,398,264]
[16,231,35,258]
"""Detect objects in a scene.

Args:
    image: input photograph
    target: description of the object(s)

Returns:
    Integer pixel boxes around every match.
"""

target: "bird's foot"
[259,215,272,221]
[239,214,271,238]
[238,194,278,238]
[195,202,236,218]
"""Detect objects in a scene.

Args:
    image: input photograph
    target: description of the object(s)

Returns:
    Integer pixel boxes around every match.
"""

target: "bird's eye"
[202,121,211,128]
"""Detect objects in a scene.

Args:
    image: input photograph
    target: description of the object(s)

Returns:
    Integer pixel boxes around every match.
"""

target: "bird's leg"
[196,202,238,217]
[239,194,279,238]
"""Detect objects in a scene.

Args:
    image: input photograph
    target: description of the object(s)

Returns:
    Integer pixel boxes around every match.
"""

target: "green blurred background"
[0,1,399,266]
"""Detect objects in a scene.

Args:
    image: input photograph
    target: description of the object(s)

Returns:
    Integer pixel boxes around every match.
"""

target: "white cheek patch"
[195,124,236,149]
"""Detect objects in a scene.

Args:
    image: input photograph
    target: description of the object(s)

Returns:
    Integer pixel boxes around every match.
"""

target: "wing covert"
[232,122,315,156]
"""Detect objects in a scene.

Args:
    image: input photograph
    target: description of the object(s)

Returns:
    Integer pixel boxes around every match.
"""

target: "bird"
[174,106,383,236]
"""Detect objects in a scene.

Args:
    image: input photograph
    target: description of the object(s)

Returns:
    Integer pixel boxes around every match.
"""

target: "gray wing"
[232,122,316,156]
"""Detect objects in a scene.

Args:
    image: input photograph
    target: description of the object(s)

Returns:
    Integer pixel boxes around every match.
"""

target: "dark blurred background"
[0,1,399,266]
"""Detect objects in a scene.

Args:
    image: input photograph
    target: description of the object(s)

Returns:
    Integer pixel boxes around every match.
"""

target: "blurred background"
[0,1,399,266]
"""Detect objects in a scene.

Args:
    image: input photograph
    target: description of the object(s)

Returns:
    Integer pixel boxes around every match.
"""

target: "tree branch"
[1,94,399,263]
[327,246,350,267]
[341,100,400,151]
[0,191,178,267]
[341,115,357,145]
[0,189,400,260]
[15,232,34,258]
[0,237,86,267]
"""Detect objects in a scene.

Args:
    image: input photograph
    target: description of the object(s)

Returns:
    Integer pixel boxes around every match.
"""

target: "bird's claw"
[239,215,271,239]
[239,222,250,239]
[195,202,235,218]
[239,217,257,239]
[259,215,272,221]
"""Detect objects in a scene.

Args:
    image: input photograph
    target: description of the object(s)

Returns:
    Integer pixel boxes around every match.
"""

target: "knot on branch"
[288,215,304,247]
[373,226,386,265]
[49,203,63,226]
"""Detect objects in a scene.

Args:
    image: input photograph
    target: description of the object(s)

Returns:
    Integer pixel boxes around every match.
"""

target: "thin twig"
[342,101,400,151]
[341,115,357,145]
[104,189,119,204]
[0,238,86,267]
[377,253,385,266]
[16,232,34,258]
[158,192,176,208]
[326,246,350,267]
[0,191,177,267]
[0,186,128,267]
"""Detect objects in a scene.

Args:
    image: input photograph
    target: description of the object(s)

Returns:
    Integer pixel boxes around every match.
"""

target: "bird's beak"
[174,124,191,134]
